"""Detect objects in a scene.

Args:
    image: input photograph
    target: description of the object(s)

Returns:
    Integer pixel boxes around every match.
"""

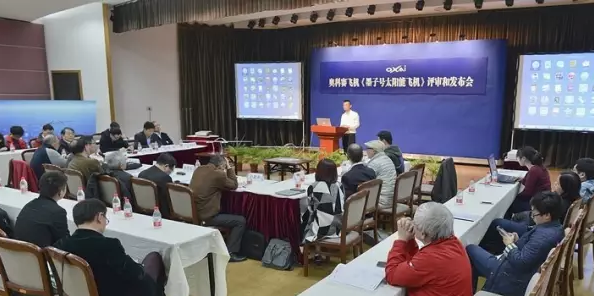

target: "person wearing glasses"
[573,157,594,203]
[55,199,166,296]
[466,191,564,296]
[68,136,103,181]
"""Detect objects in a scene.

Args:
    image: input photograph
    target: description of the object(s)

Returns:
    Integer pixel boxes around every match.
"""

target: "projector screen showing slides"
[235,62,303,120]
[515,53,594,132]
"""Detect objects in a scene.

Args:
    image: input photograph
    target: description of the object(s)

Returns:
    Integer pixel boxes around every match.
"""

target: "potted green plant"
[408,157,441,183]
[233,146,250,172]
[306,151,321,173]
[243,147,262,173]
[327,150,347,165]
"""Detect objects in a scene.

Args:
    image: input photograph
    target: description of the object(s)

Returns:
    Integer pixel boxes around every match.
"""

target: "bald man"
[340,143,376,198]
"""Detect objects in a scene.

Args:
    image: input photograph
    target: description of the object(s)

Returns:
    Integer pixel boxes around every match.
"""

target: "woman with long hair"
[506,146,551,218]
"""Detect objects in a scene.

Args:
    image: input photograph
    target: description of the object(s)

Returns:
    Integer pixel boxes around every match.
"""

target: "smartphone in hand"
[496,226,509,236]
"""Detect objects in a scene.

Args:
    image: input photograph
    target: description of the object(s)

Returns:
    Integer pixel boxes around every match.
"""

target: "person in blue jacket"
[466,191,564,296]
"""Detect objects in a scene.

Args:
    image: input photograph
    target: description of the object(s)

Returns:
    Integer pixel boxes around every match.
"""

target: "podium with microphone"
[311,119,348,153]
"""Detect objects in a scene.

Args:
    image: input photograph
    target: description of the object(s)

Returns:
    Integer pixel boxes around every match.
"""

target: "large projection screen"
[515,53,594,132]
[235,62,303,120]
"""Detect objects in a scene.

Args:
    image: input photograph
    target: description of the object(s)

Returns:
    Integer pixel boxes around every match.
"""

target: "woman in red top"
[5,126,28,150]
[505,146,551,218]
[385,202,473,296]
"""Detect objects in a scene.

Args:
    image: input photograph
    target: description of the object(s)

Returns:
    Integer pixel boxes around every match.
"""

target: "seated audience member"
[513,171,581,225]
[467,191,564,296]
[302,159,345,244]
[150,121,174,146]
[99,122,129,153]
[30,135,68,179]
[505,146,550,218]
[385,202,472,296]
[364,140,396,208]
[59,127,75,154]
[104,151,133,198]
[189,155,246,262]
[377,130,405,175]
[5,126,27,150]
[14,171,70,247]
[68,136,104,181]
[134,121,157,149]
[341,143,376,198]
[31,123,54,148]
[138,153,175,218]
[0,133,6,152]
[55,199,166,296]
[573,157,594,203]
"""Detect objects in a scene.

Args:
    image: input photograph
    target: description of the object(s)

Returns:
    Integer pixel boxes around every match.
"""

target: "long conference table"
[299,169,527,296]
[0,187,229,296]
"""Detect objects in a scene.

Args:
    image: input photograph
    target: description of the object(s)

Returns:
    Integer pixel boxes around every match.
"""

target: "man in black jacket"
[14,171,70,247]
[59,127,75,154]
[341,144,377,198]
[138,153,176,218]
[134,121,157,149]
[54,199,166,296]
[150,121,174,146]
[377,130,404,175]
[99,122,129,153]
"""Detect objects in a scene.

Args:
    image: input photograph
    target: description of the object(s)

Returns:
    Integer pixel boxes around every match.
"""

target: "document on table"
[450,211,482,223]
[328,263,385,291]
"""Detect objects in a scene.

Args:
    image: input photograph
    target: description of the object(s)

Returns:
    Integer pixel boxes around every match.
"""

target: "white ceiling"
[0,0,127,22]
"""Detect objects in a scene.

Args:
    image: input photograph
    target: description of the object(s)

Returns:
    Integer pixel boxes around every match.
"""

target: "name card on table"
[183,164,196,172]
[293,171,306,186]
[247,173,264,183]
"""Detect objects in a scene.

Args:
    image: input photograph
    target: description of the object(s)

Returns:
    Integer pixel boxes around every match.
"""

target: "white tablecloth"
[0,187,230,296]
[299,169,526,296]
[126,143,207,158]
[0,150,25,186]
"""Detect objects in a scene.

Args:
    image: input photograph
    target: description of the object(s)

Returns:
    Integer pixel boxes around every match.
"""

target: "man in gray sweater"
[364,140,397,208]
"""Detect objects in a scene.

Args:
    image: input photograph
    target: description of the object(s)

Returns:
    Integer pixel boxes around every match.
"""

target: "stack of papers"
[328,263,385,291]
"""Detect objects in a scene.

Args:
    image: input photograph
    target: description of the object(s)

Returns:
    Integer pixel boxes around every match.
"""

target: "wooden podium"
[311,125,348,153]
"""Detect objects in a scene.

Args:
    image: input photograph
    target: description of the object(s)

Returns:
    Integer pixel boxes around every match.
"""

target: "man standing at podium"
[340,100,360,153]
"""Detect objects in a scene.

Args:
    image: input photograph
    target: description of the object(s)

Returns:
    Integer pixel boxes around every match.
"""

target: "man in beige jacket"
[189,155,246,262]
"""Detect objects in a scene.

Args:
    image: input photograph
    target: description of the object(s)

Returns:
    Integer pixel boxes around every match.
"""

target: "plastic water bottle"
[9,143,15,152]
[112,194,121,214]
[455,190,464,205]
[0,177,2,187]
[123,198,133,219]
[76,187,85,202]
[19,177,28,194]
[485,173,492,185]
[136,142,142,152]
[152,206,162,228]
[195,159,201,167]
[468,179,476,194]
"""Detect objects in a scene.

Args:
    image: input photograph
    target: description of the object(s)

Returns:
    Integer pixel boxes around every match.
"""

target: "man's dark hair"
[558,171,581,201]
[39,171,68,198]
[143,121,156,130]
[109,127,122,135]
[156,153,177,167]
[42,124,54,131]
[575,158,594,181]
[377,130,393,145]
[209,155,226,167]
[347,143,363,163]
[315,158,338,184]
[343,100,351,105]
[9,126,24,137]
[73,199,107,226]
[110,122,120,129]
[70,136,93,154]
[60,127,74,136]
[530,191,562,222]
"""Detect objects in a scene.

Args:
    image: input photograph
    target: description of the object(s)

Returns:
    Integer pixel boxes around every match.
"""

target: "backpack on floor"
[240,230,268,260]
[261,238,294,271]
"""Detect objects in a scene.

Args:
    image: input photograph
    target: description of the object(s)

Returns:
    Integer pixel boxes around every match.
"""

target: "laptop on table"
[488,154,519,184]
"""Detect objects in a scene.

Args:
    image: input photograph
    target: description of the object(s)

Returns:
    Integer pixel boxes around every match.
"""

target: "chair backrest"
[41,163,62,174]
[583,196,594,231]
[342,190,369,233]
[63,168,86,195]
[357,179,382,216]
[130,177,159,214]
[97,175,121,206]
[523,272,541,296]
[410,163,425,192]
[560,210,586,285]
[394,170,417,204]
[530,241,562,296]
[562,199,582,228]
[0,238,53,296]
[44,247,99,296]
[166,183,199,224]
[21,149,36,165]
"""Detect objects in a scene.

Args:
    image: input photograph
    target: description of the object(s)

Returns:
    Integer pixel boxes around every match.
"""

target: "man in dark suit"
[134,121,156,149]
[59,127,75,154]
[15,171,70,247]
[138,153,176,218]
[104,151,133,198]
[341,143,377,198]
[30,135,67,180]
[150,121,174,146]
[99,122,129,153]
[54,199,166,296]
